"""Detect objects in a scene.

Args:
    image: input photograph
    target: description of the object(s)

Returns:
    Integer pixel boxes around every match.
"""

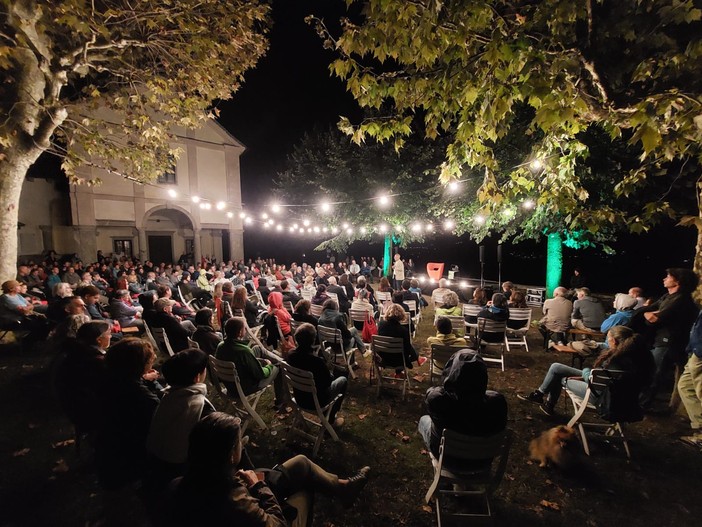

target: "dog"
[529,425,579,469]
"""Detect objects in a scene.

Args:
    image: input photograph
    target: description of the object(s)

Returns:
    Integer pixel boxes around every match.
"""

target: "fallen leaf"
[349,400,357,406]
[526,415,533,421]
[52,459,69,473]
[545,479,553,485]
[526,460,534,465]
[357,414,367,420]
[420,449,429,455]
[21,364,34,369]
[52,439,75,449]
[412,374,425,382]
[421,505,432,513]
[540,500,560,511]
[13,448,30,457]
[505,473,515,481]
[401,435,411,443]
[391,448,398,459]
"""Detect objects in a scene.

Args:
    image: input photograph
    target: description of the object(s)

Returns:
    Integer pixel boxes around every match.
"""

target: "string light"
[245,217,253,225]
[226,212,234,218]
[320,201,331,212]
[523,199,535,209]
[412,223,422,233]
[426,223,433,232]
[289,226,295,233]
[377,194,391,208]
[168,189,178,198]
[239,212,246,219]
[360,227,367,234]
[192,196,200,203]
[444,220,454,230]
[529,158,543,171]
[395,225,403,232]
[346,227,354,235]
[303,219,310,227]
[261,212,268,220]
[322,227,328,233]
[263,223,270,229]
[276,224,283,231]
[474,215,485,224]
[342,222,349,229]
[292,223,298,229]
[313,226,320,233]
[271,203,281,214]
[448,181,459,192]
[331,227,338,234]
[216,201,226,210]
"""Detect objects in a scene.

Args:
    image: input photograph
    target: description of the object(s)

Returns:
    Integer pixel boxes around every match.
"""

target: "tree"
[275,126,449,276]
[0,0,269,281]
[311,0,702,281]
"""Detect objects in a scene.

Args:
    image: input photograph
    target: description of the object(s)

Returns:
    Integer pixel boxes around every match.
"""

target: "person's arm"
[228,475,287,527]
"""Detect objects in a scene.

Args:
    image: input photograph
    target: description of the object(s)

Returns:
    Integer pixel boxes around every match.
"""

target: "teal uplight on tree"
[382,233,392,277]
[546,232,563,298]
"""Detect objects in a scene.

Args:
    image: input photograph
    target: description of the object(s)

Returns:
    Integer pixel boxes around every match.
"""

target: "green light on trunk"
[546,232,563,298]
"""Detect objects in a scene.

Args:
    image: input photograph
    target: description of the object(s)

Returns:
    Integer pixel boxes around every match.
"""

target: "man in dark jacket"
[326,276,349,313]
[418,349,507,463]
[151,298,190,353]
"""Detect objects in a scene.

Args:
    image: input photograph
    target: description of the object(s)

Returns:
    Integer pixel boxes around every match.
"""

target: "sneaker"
[417,356,428,367]
[680,434,702,448]
[340,466,371,508]
[517,390,544,405]
[547,340,556,349]
[334,417,345,428]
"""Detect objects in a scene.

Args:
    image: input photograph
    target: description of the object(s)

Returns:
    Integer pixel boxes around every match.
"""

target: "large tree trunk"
[382,233,392,277]
[546,232,563,298]
[0,158,38,283]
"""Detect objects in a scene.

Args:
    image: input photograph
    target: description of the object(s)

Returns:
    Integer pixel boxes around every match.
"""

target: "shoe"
[680,434,702,448]
[547,340,556,349]
[351,363,360,371]
[517,390,544,405]
[340,466,371,508]
[394,371,406,379]
[539,402,555,417]
[334,417,345,428]
[417,356,428,367]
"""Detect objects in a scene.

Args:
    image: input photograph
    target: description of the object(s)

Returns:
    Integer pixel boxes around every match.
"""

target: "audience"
[191,308,223,355]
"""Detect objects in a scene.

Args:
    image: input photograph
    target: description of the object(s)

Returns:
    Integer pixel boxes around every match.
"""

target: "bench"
[552,344,593,368]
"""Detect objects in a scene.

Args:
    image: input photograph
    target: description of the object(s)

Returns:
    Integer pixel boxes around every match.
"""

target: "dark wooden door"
[148,235,173,265]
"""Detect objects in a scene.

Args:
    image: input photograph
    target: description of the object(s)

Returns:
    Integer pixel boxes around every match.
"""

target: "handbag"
[362,312,378,343]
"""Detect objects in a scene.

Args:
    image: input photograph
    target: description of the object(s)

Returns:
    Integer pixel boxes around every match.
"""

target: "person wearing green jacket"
[215,317,285,409]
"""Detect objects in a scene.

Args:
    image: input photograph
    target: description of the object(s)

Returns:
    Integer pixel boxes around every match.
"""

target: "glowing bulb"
[204,203,212,210]
[303,219,310,227]
[474,215,485,224]
[360,227,367,234]
[426,224,433,232]
[192,196,200,203]
[412,223,422,232]
[199,203,205,209]
[307,227,312,233]
[261,212,268,220]
[429,278,436,284]
[523,199,535,209]
[448,181,459,192]
[444,220,455,230]
[239,212,246,219]
[227,212,234,218]
[168,189,177,198]
[244,217,252,225]
[322,227,328,233]
[419,276,426,284]
[292,223,298,229]
[395,225,404,233]
[379,224,388,233]
[263,223,270,229]
[320,201,331,212]
[346,227,354,235]
[299,227,305,233]
[460,281,468,288]
[276,224,283,231]
[267,219,274,225]
[331,227,338,234]
[342,222,349,229]
[530,158,543,171]
[216,201,226,210]
[271,203,281,214]
[289,227,295,233]
[446,280,452,286]
[313,226,320,233]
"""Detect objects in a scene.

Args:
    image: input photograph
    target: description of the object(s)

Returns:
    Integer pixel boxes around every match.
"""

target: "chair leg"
[577,423,590,455]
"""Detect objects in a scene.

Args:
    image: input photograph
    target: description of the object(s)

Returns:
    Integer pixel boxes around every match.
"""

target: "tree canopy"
[311,0,702,259]
[0,0,269,280]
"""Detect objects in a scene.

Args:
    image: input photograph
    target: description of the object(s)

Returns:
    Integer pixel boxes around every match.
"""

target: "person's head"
[379,277,390,290]
[213,282,224,298]
[322,298,338,312]
[65,296,87,315]
[328,276,339,287]
[392,291,405,304]
[384,303,407,323]
[576,287,590,299]
[394,253,400,261]
[665,268,699,294]
[53,282,74,298]
[339,274,350,286]
[401,279,411,291]
[105,338,156,379]
[80,285,101,305]
[258,278,267,287]
[316,284,327,295]
[232,286,248,307]
[267,291,283,310]
[139,290,157,310]
[510,290,526,307]
[224,317,246,340]
[155,298,176,313]
[553,286,568,298]
[116,289,130,301]
[195,308,213,327]
[222,281,234,294]
[410,278,419,289]
[280,280,289,291]
[162,348,208,387]
[157,285,171,299]
[294,323,317,351]
[443,291,459,308]
[443,350,488,399]
[304,275,314,286]
[357,288,369,301]
[501,281,514,292]
[613,293,637,311]
[491,293,508,309]
[439,278,448,288]
[60,314,91,339]
[1,280,20,294]
[628,287,643,299]
[436,316,452,335]
[294,299,311,314]
[472,287,485,301]
[187,412,242,471]
[606,325,635,350]
[77,320,112,349]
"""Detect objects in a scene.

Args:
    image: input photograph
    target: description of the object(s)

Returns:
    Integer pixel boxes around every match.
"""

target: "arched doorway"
[143,207,195,264]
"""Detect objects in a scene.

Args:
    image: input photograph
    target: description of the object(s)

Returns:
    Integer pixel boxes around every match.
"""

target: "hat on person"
[613,293,637,311]
[155,298,176,311]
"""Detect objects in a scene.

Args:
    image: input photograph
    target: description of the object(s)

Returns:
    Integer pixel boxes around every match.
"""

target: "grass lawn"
[0,302,700,526]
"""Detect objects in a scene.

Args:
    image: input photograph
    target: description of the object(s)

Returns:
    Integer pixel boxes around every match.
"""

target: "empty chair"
[425,429,513,524]
[505,307,532,352]
[279,362,343,458]
[463,304,482,336]
[207,356,270,433]
[476,318,507,371]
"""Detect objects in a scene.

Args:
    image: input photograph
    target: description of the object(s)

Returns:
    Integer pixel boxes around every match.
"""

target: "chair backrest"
[255,290,266,307]
[349,309,370,323]
[371,335,406,364]
[208,355,246,399]
[477,318,506,341]
[507,307,531,328]
[406,299,418,315]
[150,326,175,357]
[326,291,339,305]
[430,344,460,378]
[142,322,160,352]
[283,300,294,313]
[317,324,343,346]
[301,289,313,301]
[463,304,482,317]
[588,368,643,422]
[280,361,324,410]
[187,337,200,349]
[435,315,465,336]
[376,291,392,302]
[310,303,323,317]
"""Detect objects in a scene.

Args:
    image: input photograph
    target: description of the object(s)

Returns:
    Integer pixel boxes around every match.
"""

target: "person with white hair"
[431,279,451,308]
[539,286,573,348]
[601,293,638,334]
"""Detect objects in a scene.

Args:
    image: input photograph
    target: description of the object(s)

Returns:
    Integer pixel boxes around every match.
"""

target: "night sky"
[215,0,696,296]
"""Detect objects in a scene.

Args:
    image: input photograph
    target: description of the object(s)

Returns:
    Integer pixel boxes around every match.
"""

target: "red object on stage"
[426,262,444,281]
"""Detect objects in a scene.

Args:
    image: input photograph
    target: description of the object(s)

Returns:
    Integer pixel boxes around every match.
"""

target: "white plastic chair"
[462,304,483,336]
[505,308,532,352]
[370,335,411,399]
[476,318,507,371]
[317,324,357,380]
[150,326,176,357]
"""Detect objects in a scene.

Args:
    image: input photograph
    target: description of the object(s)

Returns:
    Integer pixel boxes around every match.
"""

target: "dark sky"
[217,0,357,206]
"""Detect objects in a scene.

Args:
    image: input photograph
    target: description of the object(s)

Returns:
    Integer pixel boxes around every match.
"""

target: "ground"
[0,303,700,527]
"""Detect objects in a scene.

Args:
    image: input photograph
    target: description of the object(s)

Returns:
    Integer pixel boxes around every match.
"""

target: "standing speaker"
[497,244,502,263]
[479,245,485,263]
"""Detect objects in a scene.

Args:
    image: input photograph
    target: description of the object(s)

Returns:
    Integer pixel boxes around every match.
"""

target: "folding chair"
[564,369,642,459]
[370,335,411,399]
[406,299,422,326]
[326,292,339,305]
[255,290,266,308]
[317,325,357,380]
[476,318,507,371]
[349,308,371,331]
[177,284,200,310]
[187,337,200,349]
[279,362,343,458]
[435,314,466,338]
[150,326,176,357]
[283,300,294,313]
[505,307,532,352]
[462,304,482,336]
[425,429,513,525]
[429,344,461,385]
[310,303,323,318]
[207,356,270,433]
[301,289,313,301]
